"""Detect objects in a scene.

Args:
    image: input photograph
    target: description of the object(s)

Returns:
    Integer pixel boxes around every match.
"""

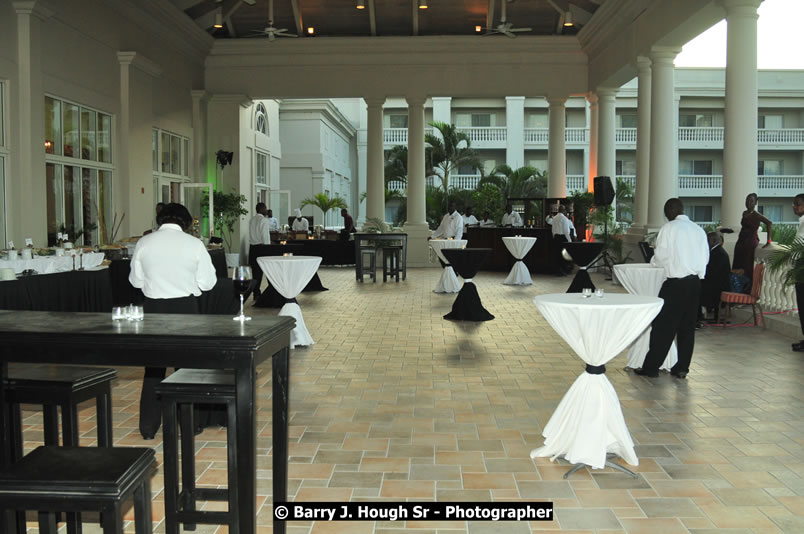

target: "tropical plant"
[385,145,408,188]
[569,191,595,239]
[361,216,391,234]
[202,190,248,253]
[590,205,632,264]
[424,121,483,209]
[768,239,804,287]
[772,223,798,246]
[301,192,348,227]
[478,165,546,202]
[615,177,634,224]
[472,184,506,224]
[425,185,447,228]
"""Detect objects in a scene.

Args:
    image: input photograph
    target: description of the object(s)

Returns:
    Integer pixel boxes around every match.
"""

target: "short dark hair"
[794,194,804,203]
[256,202,267,212]
[558,205,566,213]
[157,203,193,231]
[155,202,165,214]
[664,198,684,220]
[747,193,758,202]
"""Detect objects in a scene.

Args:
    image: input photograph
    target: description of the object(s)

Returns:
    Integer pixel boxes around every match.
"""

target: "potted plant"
[202,190,248,267]
[300,192,347,227]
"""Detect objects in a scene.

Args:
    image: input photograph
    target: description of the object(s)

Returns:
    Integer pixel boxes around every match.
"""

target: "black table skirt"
[441,248,494,322]
[254,274,328,309]
[0,270,113,312]
[563,242,604,294]
[208,248,228,278]
[250,241,354,267]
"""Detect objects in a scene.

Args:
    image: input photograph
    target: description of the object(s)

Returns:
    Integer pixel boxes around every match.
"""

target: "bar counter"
[464,227,554,273]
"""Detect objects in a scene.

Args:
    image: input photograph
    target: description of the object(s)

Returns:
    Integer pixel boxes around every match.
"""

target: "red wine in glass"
[232,265,253,321]
[233,279,251,295]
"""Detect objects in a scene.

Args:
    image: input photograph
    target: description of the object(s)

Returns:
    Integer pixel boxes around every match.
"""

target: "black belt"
[585,364,606,375]
[667,275,698,281]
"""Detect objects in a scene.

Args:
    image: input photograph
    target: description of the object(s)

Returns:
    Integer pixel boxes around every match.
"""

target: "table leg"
[272,347,290,534]
[235,363,257,534]
[0,361,24,534]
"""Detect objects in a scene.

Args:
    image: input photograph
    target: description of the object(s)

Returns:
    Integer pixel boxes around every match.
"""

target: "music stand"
[563,242,605,293]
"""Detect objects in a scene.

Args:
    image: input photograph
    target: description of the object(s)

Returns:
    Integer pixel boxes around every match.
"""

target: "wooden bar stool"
[382,246,402,282]
[358,246,377,283]
[0,446,155,534]
[155,369,238,534]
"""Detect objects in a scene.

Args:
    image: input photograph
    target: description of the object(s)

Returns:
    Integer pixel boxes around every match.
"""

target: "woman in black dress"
[732,193,772,291]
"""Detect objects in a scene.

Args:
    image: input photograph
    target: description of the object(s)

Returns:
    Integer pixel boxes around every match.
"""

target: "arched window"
[255,103,268,135]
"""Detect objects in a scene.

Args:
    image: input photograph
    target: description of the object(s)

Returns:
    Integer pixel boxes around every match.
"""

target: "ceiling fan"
[484,0,532,38]
[251,0,297,41]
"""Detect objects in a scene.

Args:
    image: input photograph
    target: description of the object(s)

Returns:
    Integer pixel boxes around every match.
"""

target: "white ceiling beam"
[290,0,304,35]
[412,0,418,36]
[369,0,377,36]
[487,0,496,29]
[171,0,206,11]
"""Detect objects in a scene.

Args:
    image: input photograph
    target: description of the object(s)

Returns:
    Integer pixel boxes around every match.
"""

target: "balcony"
[615,128,637,145]
[758,175,804,196]
[678,127,804,149]
[678,175,723,196]
[567,175,586,193]
[677,175,804,197]
[523,128,588,147]
[383,127,434,146]
[456,127,507,148]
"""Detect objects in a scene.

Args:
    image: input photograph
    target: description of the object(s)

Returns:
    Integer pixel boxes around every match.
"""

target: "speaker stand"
[587,216,616,280]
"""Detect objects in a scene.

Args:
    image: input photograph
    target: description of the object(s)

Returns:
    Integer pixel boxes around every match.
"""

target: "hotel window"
[617,113,637,128]
[615,160,636,175]
[758,159,783,176]
[152,128,191,205]
[758,114,783,129]
[389,114,408,128]
[758,205,783,222]
[44,96,113,246]
[0,82,6,244]
[690,205,713,222]
[679,160,713,175]
[255,103,268,135]
[679,113,713,127]
[456,113,495,127]
[255,151,269,205]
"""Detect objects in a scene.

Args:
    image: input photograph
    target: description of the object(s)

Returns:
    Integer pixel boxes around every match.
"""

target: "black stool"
[383,246,402,282]
[5,365,117,461]
[0,446,155,534]
[358,246,376,283]
[155,369,238,533]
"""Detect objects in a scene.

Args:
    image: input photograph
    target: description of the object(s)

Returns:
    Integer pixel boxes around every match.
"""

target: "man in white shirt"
[791,194,804,352]
[551,205,575,275]
[248,202,272,246]
[266,209,280,232]
[501,204,523,227]
[636,198,709,379]
[479,210,496,227]
[463,206,479,229]
[545,212,555,226]
[292,208,309,232]
[431,201,464,240]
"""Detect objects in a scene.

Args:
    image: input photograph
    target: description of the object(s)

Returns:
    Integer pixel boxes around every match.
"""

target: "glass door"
[268,190,291,229]
[180,182,213,240]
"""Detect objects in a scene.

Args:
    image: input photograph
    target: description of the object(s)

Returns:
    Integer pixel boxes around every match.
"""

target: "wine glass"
[232,266,253,321]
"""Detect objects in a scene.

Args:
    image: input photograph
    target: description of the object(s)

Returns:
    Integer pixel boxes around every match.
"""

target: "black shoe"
[695,322,704,330]
[634,368,659,378]
[195,425,204,436]
[670,371,688,379]
[141,433,155,440]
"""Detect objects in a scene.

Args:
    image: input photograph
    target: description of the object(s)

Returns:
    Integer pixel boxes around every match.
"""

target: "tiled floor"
[17,266,804,533]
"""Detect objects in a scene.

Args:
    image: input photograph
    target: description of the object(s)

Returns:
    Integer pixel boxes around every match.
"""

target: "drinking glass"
[582,288,592,298]
[128,305,144,321]
[595,288,605,298]
[232,265,253,321]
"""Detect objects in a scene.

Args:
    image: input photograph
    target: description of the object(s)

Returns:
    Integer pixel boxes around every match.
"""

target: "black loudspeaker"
[593,176,615,206]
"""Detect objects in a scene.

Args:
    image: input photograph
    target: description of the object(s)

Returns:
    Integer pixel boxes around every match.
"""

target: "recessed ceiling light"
[307,26,315,35]
[475,25,482,33]
[213,7,223,28]
[419,0,428,9]
[356,0,365,9]
[563,12,574,27]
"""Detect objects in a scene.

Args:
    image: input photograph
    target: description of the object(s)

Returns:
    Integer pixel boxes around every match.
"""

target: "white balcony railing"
[450,174,481,190]
[618,175,636,189]
[758,175,804,191]
[678,175,723,193]
[759,259,798,315]
[387,181,406,192]
[384,128,408,145]
[758,129,804,144]
[566,128,588,143]
[679,127,724,143]
[523,128,549,144]
[616,128,637,143]
[567,175,586,192]
[456,127,507,144]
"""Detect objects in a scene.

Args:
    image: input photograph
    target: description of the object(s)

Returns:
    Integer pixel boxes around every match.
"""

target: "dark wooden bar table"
[0,311,295,534]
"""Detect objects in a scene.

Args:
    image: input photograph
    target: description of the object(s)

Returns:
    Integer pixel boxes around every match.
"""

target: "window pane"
[619,114,637,128]
[171,136,180,175]
[63,166,81,240]
[0,84,4,147]
[81,168,98,245]
[696,114,713,127]
[389,115,408,128]
[161,132,170,172]
[759,160,783,176]
[45,97,61,155]
[99,170,113,243]
[183,138,189,177]
[472,114,491,127]
[97,113,111,163]
[256,153,267,184]
[81,108,96,161]
[63,103,79,158]
[693,160,713,175]
[679,114,696,127]
[152,130,158,171]
[46,163,64,245]
[0,156,5,244]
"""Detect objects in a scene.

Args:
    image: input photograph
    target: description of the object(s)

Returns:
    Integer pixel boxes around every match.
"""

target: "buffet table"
[0,252,105,274]
[0,311,295,534]
[0,269,112,312]
[464,227,552,273]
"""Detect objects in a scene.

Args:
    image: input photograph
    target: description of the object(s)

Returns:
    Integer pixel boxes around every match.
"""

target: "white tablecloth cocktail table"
[0,252,105,274]
[257,255,322,349]
[613,263,678,372]
[429,239,467,293]
[502,236,537,285]
[531,293,663,473]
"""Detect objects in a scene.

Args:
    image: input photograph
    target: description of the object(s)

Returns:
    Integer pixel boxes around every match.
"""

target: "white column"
[406,97,427,226]
[597,88,616,188]
[547,97,567,197]
[587,93,599,192]
[191,90,207,182]
[721,0,761,230]
[505,97,525,169]
[633,56,652,228]
[365,97,386,221]
[647,47,680,228]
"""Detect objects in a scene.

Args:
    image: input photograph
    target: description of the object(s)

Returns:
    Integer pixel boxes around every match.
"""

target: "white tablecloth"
[0,252,105,274]
[258,255,321,349]
[531,293,663,469]
[613,263,678,371]
[429,239,466,293]
[502,236,537,285]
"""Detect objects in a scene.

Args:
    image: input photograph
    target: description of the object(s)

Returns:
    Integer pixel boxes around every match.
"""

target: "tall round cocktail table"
[257,255,322,349]
[429,239,467,293]
[502,236,537,285]
[613,263,678,371]
[530,293,663,477]
[441,248,494,321]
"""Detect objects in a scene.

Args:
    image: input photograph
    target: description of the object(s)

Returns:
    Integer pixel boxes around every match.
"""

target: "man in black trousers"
[636,198,709,379]
[791,194,804,352]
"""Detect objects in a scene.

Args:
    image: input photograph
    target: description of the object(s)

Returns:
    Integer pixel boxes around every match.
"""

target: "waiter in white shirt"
[129,203,218,439]
[463,206,479,230]
[791,194,804,352]
[551,205,575,275]
[266,208,280,232]
[479,210,496,227]
[636,198,709,379]
[248,202,272,302]
[431,201,464,240]
[292,208,309,232]
[501,204,523,227]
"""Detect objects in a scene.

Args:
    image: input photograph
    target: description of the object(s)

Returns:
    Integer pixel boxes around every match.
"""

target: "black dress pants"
[642,276,701,375]
[796,282,804,337]
[140,296,199,438]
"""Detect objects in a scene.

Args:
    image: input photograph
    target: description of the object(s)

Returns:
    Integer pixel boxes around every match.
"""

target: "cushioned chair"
[717,263,765,328]
[638,241,654,263]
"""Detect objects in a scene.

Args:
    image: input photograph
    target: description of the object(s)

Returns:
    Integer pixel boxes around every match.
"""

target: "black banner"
[273,502,553,521]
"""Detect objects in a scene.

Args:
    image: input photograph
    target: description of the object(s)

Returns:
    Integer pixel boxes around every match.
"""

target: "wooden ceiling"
[176,0,605,39]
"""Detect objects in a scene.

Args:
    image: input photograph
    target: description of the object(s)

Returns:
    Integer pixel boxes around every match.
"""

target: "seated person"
[479,210,496,227]
[700,231,731,322]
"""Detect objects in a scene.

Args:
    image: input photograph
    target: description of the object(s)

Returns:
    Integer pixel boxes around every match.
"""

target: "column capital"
[190,89,208,102]
[207,94,253,108]
[546,96,567,107]
[405,96,427,108]
[636,56,652,73]
[117,51,163,78]
[719,0,762,17]
[649,46,681,64]
[364,97,386,108]
[597,87,617,101]
[12,0,54,19]
[505,96,526,102]
[586,93,598,105]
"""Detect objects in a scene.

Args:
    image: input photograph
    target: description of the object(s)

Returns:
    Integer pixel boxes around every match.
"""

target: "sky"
[675,0,804,69]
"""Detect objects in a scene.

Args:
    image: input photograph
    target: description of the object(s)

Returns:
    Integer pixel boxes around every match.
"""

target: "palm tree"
[615,176,635,223]
[300,192,348,225]
[478,164,546,202]
[424,121,483,208]
[384,145,408,190]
